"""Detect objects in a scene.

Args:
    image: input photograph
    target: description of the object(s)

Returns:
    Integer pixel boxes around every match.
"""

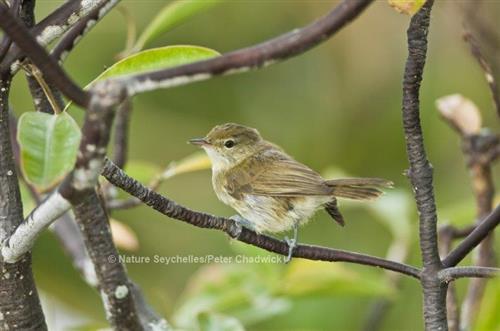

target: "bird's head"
[189,123,263,170]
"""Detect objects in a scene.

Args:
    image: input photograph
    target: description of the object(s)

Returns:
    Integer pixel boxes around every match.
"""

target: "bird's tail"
[325,178,393,200]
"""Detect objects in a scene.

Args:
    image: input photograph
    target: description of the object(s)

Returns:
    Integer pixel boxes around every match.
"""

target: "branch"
[51,212,99,286]
[110,0,374,95]
[401,2,447,330]
[101,159,421,279]
[112,98,132,168]
[438,225,462,331]
[442,204,500,267]
[437,94,498,330]
[51,0,119,63]
[0,70,46,330]
[0,0,21,61]
[0,0,119,72]
[0,80,124,262]
[439,267,500,283]
[8,97,166,330]
[402,0,439,270]
[0,4,90,107]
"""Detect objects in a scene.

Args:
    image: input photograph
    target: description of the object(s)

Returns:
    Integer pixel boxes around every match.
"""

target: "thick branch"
[0,3,90,107]
[72,190,143,330]
[111,0,374,95]
[102,159,421,279]
[402,0,440,270]
[443,204,500,267]
[401,2,446,330]
[0,0,21,61]
[0,71,46,330]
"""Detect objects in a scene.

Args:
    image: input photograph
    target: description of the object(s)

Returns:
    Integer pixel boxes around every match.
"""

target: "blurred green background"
[6,0,500,330]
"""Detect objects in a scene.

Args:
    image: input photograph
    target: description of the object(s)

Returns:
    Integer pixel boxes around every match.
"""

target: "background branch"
[111,0,374,95]
[0,4,90,106]
[438,95,498,329]
[443,204,500,267]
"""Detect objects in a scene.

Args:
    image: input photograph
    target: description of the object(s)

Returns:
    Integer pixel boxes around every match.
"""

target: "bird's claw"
[284,236,296,263]
[229,215,255,231]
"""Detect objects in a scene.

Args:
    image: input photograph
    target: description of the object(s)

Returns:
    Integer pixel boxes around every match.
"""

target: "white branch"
[1,192,70,263]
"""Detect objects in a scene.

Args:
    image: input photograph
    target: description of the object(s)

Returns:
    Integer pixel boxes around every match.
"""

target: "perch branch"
[110,0,374,95]
[102,159,421,279]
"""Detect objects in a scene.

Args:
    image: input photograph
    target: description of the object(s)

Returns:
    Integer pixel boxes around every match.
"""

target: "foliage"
[17,111,81,191]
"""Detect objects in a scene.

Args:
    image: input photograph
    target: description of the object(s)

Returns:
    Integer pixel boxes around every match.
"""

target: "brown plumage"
[190,123,392,261]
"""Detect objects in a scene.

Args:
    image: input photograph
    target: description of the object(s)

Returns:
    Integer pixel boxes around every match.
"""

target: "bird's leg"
[284,222,299,263]
[229,214,256,233]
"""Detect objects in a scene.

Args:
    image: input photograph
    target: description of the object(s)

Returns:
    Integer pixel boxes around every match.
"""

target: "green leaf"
[98,45,220,80]
[17,112,81,191]
[19,182,36,218]
[65,45,220,112]
[133,0,224,52]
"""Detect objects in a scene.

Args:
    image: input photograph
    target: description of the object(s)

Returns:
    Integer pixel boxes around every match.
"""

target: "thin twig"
[439,267,500,282]
[23,63,62,113]
[463,29,500,117]
[439,225,461,331]
[102,159,421,279]
[443,204,500,267]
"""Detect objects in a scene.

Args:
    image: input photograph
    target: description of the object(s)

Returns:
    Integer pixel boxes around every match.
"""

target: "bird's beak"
[188,138,210,146]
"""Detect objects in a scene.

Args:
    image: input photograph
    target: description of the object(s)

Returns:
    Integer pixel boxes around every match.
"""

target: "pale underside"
[211,144,334,233]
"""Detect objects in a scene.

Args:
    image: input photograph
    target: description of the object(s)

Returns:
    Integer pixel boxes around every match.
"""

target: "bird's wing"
[226,151,332,198]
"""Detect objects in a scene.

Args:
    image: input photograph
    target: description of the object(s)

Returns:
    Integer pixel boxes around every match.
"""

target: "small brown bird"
[190,123,392,262]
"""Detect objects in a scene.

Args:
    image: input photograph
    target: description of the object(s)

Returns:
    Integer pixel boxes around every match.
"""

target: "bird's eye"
[224,140,235,148]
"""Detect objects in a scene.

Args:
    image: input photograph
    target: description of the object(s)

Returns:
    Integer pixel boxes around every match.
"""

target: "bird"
[189,123,392,262]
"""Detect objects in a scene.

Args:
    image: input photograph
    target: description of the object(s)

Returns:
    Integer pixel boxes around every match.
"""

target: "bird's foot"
[229,215,255,237]
[284,236,296,264]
